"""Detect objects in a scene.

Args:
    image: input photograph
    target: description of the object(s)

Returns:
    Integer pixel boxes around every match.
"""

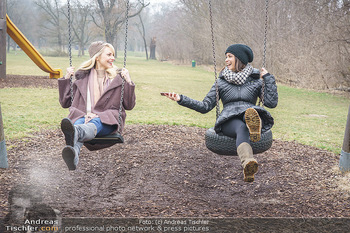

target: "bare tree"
[151,3,195,62]
[149,37,156,59]
[62,0,96,56]
[266,0,350,90]
[91,0,149,49]
[136,13,148,59]
[7,0,40,52]
[151,0,350,91]
[5,0,350,91]
[35,0,66,53]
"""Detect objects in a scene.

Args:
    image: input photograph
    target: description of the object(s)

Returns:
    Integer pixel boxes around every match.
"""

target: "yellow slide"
[6,14,62,79]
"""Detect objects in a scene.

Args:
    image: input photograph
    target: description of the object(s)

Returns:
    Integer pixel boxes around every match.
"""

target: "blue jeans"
[74,117,117,137]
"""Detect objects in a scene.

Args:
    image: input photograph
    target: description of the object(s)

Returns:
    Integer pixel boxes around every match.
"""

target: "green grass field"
[1,50,349,154]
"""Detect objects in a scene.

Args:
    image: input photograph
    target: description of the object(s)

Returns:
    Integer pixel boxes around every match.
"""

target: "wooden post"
[0,0,6,79]
[339,105,350,172]
[0,104,8,168]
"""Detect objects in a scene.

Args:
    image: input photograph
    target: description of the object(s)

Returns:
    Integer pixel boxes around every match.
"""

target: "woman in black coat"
[164,44,278,182]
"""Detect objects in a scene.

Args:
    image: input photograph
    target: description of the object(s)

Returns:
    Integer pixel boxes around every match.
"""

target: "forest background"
[5,0,350,91]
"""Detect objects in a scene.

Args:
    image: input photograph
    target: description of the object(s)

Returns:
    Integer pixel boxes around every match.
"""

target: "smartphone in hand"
[160,92,169,96]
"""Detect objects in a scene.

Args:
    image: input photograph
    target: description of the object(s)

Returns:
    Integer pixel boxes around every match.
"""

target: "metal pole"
[339,105,350,172]
[0,0,7,168]
[0,0,7,79]
[0,104,8,168]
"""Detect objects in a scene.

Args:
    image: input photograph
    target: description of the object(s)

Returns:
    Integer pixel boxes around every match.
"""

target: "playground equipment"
[204,0,273,156]
[6,14,62,79]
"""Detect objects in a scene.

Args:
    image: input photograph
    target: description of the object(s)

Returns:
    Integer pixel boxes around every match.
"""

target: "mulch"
[1,75,350,219]
[0,75,58,89]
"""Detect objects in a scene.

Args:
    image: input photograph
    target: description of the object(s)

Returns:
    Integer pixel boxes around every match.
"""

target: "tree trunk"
[143,37,148,60]
[138,14,148,60]
[150,37,156,60]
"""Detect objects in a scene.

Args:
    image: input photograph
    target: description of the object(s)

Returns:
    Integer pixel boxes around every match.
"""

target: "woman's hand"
[260,67,268,78]
[161,92,180,101]
[65,67,75,79]
[121,68,132,84]
[84,112,98,124]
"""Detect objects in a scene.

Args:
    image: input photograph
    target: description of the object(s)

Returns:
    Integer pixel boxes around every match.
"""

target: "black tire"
[205,128,273,156]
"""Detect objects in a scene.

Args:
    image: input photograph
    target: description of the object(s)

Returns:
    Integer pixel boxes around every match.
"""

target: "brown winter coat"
[58,69,136,133]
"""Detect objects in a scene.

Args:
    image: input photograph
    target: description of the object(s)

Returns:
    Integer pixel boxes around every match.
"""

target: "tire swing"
[205,0,273,156]
[66,0,130,151]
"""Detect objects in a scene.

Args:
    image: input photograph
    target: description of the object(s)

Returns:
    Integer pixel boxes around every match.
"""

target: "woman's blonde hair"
[77,43,118,79]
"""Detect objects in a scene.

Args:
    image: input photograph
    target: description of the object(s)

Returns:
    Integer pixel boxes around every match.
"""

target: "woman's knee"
[74,117,85,125]
[237,123,249,135]
[222,118,244,137]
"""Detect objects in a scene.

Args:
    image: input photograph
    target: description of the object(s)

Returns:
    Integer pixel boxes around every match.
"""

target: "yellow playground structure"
[6,14,62,79]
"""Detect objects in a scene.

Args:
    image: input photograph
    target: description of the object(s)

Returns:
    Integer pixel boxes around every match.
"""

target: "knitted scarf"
[222,64,253,85]
[86,68,111,113]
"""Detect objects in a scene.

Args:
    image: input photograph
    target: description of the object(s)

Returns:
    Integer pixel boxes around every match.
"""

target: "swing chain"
[117,0,129,134]
[263,0,269,68]
[123,0,130,69]
[208,0,220,119]
[67,0,74,104]
[259,0,269,107]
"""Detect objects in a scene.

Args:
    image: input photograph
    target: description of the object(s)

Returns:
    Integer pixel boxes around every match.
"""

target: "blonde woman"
[58,41,136,170]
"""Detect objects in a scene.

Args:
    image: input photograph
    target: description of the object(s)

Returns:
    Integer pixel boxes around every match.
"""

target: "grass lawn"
[1,50,349,154]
